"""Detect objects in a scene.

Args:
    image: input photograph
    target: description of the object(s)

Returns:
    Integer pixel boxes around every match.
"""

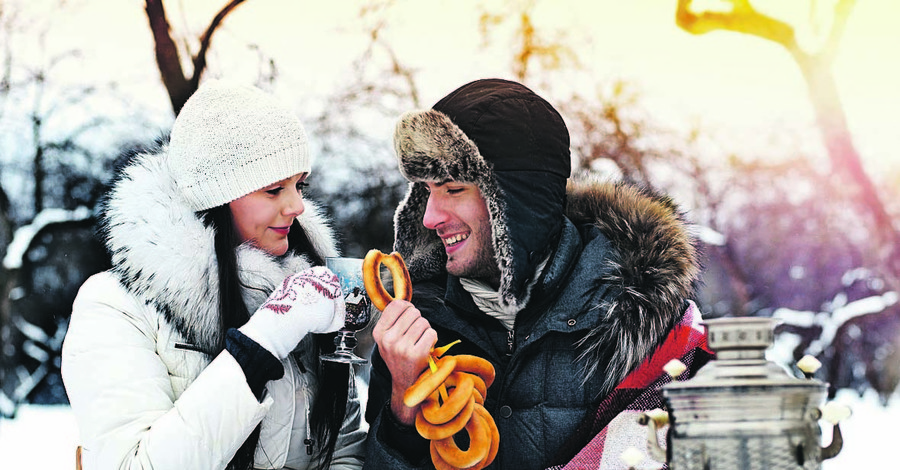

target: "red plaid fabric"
[548,302,712,470]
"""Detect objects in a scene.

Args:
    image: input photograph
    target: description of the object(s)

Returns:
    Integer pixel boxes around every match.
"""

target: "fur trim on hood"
[99,143,338,354]
[393,88,570,311]
[565,178,701,392]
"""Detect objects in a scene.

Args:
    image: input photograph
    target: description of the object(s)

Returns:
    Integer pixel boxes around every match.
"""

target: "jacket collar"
[562,178,700,395]
[99,144,338,353]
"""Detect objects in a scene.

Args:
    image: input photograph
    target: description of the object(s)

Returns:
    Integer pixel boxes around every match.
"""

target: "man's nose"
[422,193,444,230]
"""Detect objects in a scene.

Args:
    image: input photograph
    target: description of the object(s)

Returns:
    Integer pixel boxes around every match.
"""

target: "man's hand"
[372,299,438,425]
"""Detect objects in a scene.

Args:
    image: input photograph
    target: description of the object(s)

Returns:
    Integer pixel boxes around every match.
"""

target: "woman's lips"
[270,226,290,236]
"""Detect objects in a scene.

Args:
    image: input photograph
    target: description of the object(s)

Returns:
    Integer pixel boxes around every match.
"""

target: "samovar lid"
[664,316,825,392]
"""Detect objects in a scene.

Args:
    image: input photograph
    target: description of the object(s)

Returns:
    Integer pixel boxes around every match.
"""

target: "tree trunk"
[144,0,246,115]
[144,0,191,114]
[675,0,900,288]
[32,120,44,215]
[796,56,900,278]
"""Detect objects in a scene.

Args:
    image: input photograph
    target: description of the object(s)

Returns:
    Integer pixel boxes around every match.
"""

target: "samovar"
[638,317,850,469]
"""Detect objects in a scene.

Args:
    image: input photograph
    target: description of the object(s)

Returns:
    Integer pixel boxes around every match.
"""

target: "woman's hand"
[239,266,346,360]
[372,299,437,425]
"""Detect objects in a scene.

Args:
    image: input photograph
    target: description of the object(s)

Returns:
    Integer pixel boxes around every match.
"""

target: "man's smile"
[442,233,469,247]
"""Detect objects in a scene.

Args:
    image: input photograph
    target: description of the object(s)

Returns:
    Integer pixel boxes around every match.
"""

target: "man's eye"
[446,187,464,194]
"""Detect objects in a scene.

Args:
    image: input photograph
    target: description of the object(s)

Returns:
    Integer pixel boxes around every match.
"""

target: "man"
[364,78,710,469]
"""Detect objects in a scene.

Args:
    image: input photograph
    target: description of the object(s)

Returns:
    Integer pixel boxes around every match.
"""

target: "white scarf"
[459,256,550,330]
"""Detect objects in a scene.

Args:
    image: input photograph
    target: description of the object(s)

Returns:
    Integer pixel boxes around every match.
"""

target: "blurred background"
[0,0,898,466]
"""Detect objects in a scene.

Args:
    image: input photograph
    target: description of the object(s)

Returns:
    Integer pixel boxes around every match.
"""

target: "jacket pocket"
[162,341,209,397]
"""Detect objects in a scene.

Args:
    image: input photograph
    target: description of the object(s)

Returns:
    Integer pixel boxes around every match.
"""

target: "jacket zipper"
[507,329,515,356]
[292,355,315,456]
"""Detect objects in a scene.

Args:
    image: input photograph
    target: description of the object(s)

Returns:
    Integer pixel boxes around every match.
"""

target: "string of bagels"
[363,249,500,469]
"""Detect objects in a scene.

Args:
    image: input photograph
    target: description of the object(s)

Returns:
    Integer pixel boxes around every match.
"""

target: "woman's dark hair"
[200,206,349,470]
[288,218,350,469]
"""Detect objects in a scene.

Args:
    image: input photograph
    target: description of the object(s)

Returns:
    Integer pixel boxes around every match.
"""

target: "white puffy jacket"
[61,146,365,469]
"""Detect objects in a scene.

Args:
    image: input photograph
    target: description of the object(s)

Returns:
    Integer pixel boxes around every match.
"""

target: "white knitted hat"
[168,80,310,211]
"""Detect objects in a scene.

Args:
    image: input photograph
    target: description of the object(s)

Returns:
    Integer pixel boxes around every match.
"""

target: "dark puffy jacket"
[364,179,702,469]
[364,79,701,469]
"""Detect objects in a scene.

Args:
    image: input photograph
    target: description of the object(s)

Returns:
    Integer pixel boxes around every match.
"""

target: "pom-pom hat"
[168,80,310,211]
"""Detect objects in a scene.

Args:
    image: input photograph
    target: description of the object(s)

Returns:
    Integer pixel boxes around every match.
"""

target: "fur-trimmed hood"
[99,143,338,354]
[393,79,571,312]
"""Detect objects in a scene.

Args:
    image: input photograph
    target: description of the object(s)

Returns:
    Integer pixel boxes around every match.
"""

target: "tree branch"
[821,0,857,65]
[190,0,246,91]
[676,0,801,54]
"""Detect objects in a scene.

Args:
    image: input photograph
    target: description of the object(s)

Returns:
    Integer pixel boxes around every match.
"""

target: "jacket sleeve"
[363,348,432,469]
[61,273,272,469]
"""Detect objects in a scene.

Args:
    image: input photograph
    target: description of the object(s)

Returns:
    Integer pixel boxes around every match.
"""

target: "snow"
[2,206,92,270]
[773,292,899,357]
[0,405,79,468]
[0,389,892,468]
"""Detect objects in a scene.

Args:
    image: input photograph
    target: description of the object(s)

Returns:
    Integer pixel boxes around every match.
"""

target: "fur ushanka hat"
[393,78,571,311]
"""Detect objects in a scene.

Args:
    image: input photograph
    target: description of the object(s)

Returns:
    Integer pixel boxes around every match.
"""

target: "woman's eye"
[297,181,310,191]
[266,187,283,196]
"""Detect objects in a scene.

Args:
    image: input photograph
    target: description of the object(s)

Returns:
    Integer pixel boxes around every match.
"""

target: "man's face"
[422,181,500,286]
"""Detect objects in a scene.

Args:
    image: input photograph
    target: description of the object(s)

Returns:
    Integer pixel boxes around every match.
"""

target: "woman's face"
[229,172,308,256]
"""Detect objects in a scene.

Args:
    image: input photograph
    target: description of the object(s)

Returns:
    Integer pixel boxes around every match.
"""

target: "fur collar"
[100,144,338,353]
[565,177,701,394]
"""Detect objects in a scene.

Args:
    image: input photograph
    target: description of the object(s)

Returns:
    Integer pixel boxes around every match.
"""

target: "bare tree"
[144,0,246,114]
[561,81,670,188]
[310,0,421,257]
[478,0,579,84]
[675,0,900,289]
[0,2,16,247]
[23,49,107,215]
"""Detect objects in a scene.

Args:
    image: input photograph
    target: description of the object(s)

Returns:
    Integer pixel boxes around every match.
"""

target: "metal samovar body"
[639,317,847,470]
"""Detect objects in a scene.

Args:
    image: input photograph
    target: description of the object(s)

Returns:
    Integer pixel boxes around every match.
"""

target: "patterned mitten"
[239,266,345,360]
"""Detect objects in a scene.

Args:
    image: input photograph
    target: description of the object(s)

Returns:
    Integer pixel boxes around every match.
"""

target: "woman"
[62,81,366,469]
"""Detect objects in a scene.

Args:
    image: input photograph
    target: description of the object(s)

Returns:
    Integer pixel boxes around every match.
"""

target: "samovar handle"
[812,401,852,461]
[637,408,670,463]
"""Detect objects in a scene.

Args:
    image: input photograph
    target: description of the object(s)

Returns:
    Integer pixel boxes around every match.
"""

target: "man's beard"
[448,242,501,288]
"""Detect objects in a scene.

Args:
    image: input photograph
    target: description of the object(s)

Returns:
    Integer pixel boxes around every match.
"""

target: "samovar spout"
[815,401,852,461]
[820,423,843,460]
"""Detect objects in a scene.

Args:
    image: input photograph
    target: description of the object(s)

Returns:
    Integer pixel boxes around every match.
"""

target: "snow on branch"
[774,291,899,357]
[2,206,91,270]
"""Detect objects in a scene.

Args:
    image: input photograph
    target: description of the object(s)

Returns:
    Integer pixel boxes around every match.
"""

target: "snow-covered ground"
[0,388,892,468]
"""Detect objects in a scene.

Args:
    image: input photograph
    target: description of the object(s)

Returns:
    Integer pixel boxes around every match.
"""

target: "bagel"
[404,345,500,469]
[421,372,476,425]
[362,249,412,311]
[416,395,476,440]
[453,355,496,389]
[403,356,457,408]
[443,371,486,403]
[473,403,500,467]
[432,410,490,468]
